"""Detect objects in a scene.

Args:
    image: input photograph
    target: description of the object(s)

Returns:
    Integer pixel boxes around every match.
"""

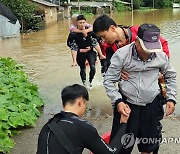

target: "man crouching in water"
[37,84,131,154]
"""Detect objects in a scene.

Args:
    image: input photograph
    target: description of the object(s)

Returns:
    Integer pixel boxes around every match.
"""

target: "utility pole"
[112,0,115,12]
[78,0,80,14]
[58,0,60,10]
[153,0,154,9]
[131,0,133,25]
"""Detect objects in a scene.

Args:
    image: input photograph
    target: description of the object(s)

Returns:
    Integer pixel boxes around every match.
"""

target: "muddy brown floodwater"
[0,9,180,154]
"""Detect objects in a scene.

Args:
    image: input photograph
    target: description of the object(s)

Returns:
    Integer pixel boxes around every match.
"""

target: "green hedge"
[71,9,94,16]
[0,58,44,153]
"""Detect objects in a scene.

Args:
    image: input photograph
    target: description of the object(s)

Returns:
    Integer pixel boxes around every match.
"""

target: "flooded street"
[0,9,180,153]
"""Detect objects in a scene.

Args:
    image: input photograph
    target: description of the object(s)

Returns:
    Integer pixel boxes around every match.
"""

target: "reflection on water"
[0,9,180,119]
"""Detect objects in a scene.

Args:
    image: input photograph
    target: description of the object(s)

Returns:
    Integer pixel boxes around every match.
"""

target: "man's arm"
[160,53,177,115]
[80,111,131,154]
[90,33,106,59]
[103,49,131,116]
[103,50,124,108]
[94,43,106,59]
[72,28,85,33]
[72,24,93,37]
[85,123,126,154]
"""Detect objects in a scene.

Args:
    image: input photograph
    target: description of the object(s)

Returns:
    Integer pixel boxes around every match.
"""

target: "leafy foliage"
[0,57,43,153]
[123,0,173,9]
[174,0,180,3]
[115,2,126,12]
[0,0,45,31]
[154,0,172,8]
[133,0,143,9]
[123,0,143,9]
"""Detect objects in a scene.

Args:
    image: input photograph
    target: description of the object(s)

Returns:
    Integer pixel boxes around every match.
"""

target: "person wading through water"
[68,14,105,87]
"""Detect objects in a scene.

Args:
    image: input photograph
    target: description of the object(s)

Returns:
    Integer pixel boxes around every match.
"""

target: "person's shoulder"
[129,25,139,31]
[38,122,50,138]
[116,42,134,56]
[71,32,82,39]
[156,50,168,58]
[68,32,76,38]
[72,116,97,132]
[156,51,169,61]
[88,31,96,36]
[110,43,134,64]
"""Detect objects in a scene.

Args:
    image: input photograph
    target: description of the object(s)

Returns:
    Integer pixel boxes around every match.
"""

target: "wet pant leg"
[77,53,86,83]
[86,51,96,83]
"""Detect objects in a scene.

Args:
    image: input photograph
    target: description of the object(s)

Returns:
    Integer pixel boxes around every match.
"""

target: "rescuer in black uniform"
[37,84,131,154]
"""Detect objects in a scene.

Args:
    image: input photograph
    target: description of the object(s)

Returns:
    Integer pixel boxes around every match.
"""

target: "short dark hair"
[93,14,117,33]
[77,14,86,21]
[61,84,89,107]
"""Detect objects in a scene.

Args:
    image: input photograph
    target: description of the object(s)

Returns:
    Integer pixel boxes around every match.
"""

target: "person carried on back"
[69,15,105,87]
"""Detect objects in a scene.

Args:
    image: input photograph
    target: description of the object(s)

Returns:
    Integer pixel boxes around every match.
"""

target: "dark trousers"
[106,47,114,68]
[153,93,165,154]
[100,59,108,74]
[77,51,96,83]
[100,47,114,74]
[110,95,160,153]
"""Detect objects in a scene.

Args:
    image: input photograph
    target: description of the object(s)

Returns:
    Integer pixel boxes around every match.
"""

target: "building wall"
[44,6,57,25]
[31,2,58,25]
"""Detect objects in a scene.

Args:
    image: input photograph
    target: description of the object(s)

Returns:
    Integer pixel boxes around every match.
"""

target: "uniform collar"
[60,111,78,117]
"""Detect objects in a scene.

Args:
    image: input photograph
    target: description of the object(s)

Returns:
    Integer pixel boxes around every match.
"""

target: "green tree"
[143,0,153,7]
[174,0,180,3]
[154,0,172,8]
[0,0,44,31]
[134,0,143,9]
[123,0,143,9]
[115,2,126,12]
[143,0,173,8]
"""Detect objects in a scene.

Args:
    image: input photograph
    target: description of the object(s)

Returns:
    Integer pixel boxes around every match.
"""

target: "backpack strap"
[127,27,132,43]
[47,117,76,154]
